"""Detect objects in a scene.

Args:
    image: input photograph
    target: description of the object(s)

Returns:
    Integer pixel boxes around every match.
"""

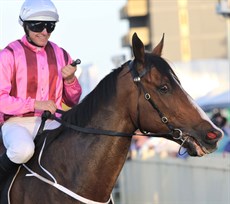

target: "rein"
[38,60,187,149]
[39,110,175,138]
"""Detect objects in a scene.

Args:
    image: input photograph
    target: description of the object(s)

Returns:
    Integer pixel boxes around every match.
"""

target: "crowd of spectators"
[211,109,230,156]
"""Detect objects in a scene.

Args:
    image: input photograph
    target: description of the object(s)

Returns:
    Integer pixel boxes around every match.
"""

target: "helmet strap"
[23,23,43,48]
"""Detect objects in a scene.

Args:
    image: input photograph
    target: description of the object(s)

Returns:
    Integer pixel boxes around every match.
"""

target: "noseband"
[128,60,186,146]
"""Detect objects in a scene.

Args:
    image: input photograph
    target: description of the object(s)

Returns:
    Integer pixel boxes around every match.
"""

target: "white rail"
[117,154,230,204]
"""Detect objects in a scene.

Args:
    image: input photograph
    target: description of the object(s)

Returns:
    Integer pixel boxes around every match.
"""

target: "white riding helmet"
[18,0,59,25]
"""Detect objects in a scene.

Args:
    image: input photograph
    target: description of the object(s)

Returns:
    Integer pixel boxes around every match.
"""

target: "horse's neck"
[41,120,132,201]
[47,78,135,200]
[79,110,133,197]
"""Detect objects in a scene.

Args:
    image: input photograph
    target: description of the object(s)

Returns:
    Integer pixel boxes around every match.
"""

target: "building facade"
[120,0,227,61]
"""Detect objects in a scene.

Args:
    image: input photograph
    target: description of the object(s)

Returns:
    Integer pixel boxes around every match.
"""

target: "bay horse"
[0,33,223,204]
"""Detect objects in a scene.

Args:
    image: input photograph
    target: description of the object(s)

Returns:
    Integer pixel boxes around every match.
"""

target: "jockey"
[0,0,82,186]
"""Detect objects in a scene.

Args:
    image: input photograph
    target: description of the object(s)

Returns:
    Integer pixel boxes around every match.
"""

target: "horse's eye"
[159,85,168,94]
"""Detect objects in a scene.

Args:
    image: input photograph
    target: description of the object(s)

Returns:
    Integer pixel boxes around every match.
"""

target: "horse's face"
[131,33,223,156]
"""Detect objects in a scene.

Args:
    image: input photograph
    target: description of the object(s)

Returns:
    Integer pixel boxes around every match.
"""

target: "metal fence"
[113,154,230,204]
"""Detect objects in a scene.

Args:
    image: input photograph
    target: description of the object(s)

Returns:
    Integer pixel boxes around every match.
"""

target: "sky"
[0,0,130,80]
[1,0,229,100]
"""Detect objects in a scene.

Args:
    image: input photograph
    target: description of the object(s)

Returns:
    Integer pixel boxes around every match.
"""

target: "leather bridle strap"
[128,60,183,139]
[55,115,133,137]
[39,108,173,139]
[136,81,174,131]
[40,110,133,137]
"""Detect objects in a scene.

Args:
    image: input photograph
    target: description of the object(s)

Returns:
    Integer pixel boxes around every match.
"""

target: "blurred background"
[113,1,230,204]
[1,0,229,204]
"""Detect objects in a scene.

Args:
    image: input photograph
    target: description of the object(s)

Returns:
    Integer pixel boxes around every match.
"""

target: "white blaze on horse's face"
[175,77,224,156]
[188,94,212,122]
[131,33,223,157]
[175,79,212,122]
[177,79,221,130]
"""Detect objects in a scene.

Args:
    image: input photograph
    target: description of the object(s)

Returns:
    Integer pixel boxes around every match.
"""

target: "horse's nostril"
[207,132,217,140]
[206,128,223,141]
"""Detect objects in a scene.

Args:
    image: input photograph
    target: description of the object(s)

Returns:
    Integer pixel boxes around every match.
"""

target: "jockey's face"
[28,28,51,47]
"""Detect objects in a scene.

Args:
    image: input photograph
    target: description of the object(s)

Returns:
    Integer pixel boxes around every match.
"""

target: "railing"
[114,154,230,204]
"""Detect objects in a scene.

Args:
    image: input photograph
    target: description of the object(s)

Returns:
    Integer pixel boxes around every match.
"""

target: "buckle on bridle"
[161,116,168,124]
[144,93,151,100]
[172,128,183,141]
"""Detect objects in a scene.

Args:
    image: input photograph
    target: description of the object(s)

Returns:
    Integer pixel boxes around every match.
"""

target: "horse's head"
[129,33,223,157]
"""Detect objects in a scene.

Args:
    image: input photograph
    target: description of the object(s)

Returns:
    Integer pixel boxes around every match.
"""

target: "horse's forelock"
[145,54,180,85]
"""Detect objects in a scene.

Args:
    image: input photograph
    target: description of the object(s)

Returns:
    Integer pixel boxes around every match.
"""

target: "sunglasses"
[26,21,56,33]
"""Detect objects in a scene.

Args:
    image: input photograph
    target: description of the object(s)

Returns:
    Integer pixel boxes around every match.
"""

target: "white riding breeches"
[2,117,60,164]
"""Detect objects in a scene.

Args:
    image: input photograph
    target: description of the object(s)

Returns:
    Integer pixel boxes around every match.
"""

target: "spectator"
[211,110,227,129]
[211,110,230,154]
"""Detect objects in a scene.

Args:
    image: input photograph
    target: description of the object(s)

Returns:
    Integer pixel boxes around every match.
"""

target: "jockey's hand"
[61,64,77,84]
[34,100,57,114]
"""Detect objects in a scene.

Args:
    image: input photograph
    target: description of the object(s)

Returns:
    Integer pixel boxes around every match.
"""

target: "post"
[227,17,230,61]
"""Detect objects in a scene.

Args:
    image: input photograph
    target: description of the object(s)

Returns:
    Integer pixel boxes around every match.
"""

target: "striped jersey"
[0,35,82,120]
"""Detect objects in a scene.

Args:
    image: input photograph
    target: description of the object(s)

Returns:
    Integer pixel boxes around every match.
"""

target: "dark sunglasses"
[26,21,56,33]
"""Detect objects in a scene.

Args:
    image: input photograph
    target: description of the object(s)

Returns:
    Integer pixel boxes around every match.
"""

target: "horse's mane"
[62,55,179,126]
[61,64,126,126]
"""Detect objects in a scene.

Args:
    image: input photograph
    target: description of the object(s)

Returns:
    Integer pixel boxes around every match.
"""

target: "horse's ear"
[132,33,145,63]
[152,33,165,56]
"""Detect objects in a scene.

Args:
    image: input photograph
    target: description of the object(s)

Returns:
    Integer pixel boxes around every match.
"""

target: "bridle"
[38,61,187,149]
[128,60,186,142]
[128,60,188,155]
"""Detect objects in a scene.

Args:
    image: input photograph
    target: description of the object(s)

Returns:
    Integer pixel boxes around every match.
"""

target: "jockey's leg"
[0,116,60,187]
[0,120,35,189]
[2,122,35,164]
